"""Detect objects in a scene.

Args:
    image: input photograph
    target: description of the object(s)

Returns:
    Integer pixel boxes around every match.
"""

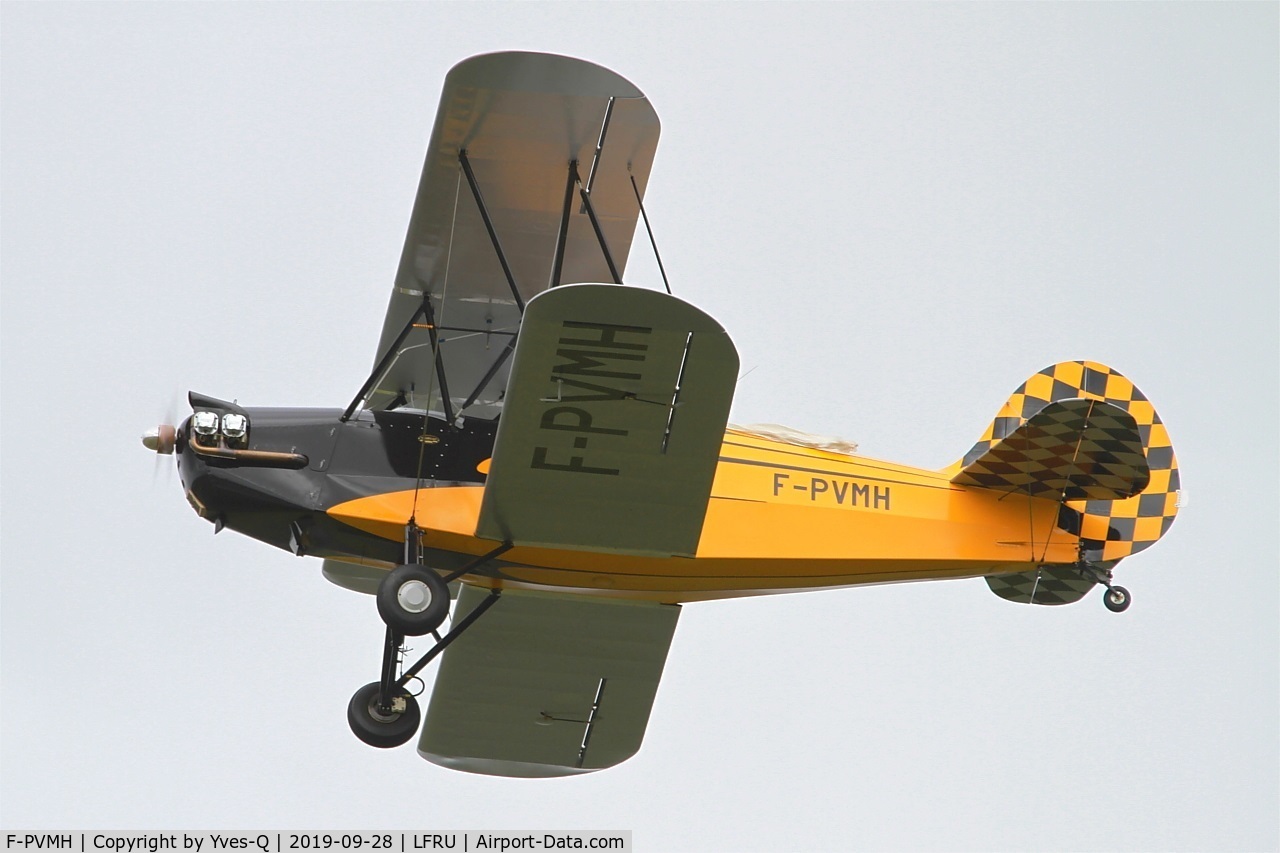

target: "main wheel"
[1103,585,1131,613]
[347,681,420,748]
[377,564,449,636]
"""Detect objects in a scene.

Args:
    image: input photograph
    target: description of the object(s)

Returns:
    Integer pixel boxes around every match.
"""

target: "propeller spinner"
[142,423,177,455]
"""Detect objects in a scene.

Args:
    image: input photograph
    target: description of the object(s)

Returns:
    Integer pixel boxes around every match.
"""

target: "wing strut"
[458,149,525,313]
[549,160,623,288]
[549,161,578,288]
[459,337,517,414]
[577,166,623,285]
[348,143,535,422]
[341,297,430,421]
[344,294,456,423]
[441,541,514,584]
[395,588,502,690]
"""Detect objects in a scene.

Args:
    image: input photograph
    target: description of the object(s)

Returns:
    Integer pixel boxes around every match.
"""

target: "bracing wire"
[629,170,671,295]
[408,167,462,528]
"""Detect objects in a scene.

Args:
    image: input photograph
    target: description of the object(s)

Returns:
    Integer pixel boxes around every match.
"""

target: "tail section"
[959,360,1181,565]
[953,397,1150,501]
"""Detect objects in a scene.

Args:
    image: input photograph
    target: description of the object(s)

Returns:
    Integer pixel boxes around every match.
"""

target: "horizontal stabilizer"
[953,398,1149,500]
[986,567,1095,605]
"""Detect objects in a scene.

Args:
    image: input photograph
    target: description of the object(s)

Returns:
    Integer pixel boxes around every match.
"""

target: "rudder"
[963,360,1181,564]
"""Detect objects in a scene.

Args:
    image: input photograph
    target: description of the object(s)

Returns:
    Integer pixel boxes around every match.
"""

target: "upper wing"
[475,283,739,557]
[418,584,680,777]
[359,52,660,420]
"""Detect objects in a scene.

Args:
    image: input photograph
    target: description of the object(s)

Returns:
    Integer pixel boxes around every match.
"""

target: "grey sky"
[2,3,1277,851]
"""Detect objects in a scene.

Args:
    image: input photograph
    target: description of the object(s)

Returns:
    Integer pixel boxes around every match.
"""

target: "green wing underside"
[362,52,661,421]
[419,585,680,777]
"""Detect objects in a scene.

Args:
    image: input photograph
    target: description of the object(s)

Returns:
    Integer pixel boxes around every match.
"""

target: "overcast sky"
[3,3,1277,851]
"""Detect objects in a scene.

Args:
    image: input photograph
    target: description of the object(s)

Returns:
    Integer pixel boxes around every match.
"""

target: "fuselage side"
[325,428,1078,602]
[178,406,1079,604]
[177,409,1080,601]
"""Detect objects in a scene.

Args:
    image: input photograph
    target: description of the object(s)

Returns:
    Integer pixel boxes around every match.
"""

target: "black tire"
[377,564,449,635]
[1103,585,1131,613]
[347,681,420,748]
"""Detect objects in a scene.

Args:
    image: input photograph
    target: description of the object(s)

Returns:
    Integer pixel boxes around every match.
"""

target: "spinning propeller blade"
[143,393,183,484]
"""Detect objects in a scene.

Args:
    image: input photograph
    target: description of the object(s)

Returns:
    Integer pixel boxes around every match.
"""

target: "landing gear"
[347,681,420,748]
[377,563,449,636]
[1076,559,1132,614]
[1103,585,1131,613]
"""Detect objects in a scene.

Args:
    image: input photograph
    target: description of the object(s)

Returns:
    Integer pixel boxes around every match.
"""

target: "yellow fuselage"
[326,429,1078,603]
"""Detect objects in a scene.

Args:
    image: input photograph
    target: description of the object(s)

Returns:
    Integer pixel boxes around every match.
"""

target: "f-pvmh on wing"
[352,52,660,422]
[475,284,739,558]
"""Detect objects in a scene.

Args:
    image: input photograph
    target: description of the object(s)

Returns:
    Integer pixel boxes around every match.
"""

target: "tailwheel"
[1103,585,1131,613]
[377,564,450,636]
[347,681,420,748]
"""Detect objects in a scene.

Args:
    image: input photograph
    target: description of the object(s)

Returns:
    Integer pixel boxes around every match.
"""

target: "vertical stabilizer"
[962,361,1181,564]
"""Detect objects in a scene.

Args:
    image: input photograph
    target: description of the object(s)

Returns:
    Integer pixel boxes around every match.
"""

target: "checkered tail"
[960,361,1181,565]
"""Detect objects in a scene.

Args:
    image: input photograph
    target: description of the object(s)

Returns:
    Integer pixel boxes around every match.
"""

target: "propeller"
[143,393,183,483]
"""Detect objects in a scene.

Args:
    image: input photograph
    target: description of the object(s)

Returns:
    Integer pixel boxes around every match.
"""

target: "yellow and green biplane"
[143,52,1181,778]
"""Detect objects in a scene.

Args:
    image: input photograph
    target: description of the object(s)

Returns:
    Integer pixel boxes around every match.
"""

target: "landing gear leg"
[347,595,503,749]
[376,522,450,635]
[1081,560,1132,613]
[347,627,420,748]
[346,524,511,751]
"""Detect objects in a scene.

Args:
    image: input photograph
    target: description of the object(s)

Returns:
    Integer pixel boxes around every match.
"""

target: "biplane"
[142,52,1181,778]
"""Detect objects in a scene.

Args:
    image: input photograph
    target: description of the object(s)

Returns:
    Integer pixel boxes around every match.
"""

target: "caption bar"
[4,835,631,853]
